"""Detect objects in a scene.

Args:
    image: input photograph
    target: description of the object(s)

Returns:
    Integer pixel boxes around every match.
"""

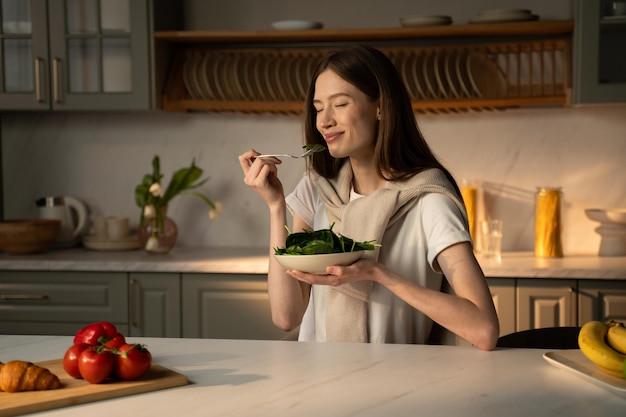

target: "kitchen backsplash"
[1,106,625,255]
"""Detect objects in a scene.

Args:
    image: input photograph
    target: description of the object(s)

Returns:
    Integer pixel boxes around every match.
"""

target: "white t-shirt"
[285,175,471,344]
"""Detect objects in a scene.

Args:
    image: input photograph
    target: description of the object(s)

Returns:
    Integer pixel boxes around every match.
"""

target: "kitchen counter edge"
[0,247,624,279]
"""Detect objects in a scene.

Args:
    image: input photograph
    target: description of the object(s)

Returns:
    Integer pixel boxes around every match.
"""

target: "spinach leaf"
[274,223,379,255]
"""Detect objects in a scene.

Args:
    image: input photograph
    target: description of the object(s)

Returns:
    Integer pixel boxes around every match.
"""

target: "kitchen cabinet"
[181,273,287,340]
[0,0,181,111]
[128,272,181,338]
[517,279,577,330]
[0,271,128,335]
[489,278,603,337]
[487,278,516,336]
[0,270,285,340]
[578,280,626,323]
[572,0,626,104]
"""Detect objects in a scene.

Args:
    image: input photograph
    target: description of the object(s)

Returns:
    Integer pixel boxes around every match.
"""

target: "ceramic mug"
[106,216,129,240]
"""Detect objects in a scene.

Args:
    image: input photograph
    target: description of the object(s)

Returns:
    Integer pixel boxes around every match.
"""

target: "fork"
[257,148,319,159]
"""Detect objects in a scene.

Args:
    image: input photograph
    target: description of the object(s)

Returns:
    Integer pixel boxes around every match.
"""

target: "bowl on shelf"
[584,208,626,256]
[270,20,323,30]
[0,219,61,255]
[399,15,453,27]
[274,251,365,274]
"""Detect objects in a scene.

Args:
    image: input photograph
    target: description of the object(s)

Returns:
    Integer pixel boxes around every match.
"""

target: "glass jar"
[534,187,563,257]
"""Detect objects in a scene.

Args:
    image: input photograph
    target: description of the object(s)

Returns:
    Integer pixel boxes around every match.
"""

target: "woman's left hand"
[285,258,380,286]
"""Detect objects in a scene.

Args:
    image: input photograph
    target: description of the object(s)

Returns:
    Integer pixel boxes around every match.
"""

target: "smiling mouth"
[324,132,343,142]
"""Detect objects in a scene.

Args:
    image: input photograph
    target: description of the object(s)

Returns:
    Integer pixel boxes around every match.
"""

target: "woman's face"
[313,69,379,160]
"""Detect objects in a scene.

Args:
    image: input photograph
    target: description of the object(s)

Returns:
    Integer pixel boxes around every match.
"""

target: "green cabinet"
[128,272,181,338]
[182,273,287,340]
[0,0,181,110]
[0,271,128,335]
[487,278,516,337]
[0,271,286,341]
[573,0,626,103]
[490,278,626,337]
[517,279,577,330]
[578,280,626,323]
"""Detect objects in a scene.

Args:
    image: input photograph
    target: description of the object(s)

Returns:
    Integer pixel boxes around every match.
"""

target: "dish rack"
[160,23,572,114]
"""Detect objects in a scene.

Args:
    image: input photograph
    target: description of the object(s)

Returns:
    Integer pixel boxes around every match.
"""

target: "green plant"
[135,155,221,235]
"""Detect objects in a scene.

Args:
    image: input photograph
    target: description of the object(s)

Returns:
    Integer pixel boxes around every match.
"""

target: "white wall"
[184,0,571,30]
[2,106,625,255]
[2,0,625,255]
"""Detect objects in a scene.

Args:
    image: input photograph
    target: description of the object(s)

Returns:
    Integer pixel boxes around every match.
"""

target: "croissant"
[0,360,62,392]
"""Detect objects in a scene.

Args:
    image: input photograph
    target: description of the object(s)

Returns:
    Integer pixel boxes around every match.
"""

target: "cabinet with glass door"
[0,0,180,111]
[573,0,626,104]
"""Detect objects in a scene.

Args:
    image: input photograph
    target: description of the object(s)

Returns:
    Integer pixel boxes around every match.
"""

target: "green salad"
[274,224,379,255]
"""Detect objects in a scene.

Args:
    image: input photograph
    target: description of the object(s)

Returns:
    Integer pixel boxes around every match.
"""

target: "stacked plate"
[400,15,453,27]
[469,9,539,24]
[83,235,141,251]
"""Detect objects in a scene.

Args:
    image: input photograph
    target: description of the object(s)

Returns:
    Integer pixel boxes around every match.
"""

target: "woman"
[238,45,499,350]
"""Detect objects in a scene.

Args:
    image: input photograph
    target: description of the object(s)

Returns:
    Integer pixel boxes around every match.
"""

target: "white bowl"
[400,15,452,27]
[270,20,323,30]
[274,251,365,274]
[585,208,626,224]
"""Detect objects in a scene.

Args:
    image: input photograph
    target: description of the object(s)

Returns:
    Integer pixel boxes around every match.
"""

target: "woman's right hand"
[238,149,285,207]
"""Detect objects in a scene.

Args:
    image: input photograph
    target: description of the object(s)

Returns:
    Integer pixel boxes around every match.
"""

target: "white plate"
[400,15,452,27]
[83,235,141,251]
[274,251,365,274]
[271,20,323,30]
[585,208,626,225]
[543,350,626,398]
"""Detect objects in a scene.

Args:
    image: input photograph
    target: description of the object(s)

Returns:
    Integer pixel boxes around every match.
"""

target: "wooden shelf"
[155,20,574,44]
[157,20,574,114]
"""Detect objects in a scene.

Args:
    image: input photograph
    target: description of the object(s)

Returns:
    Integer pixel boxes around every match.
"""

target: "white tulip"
[149,182,163,197]
[143,205,156,218]
[145,236,159,251]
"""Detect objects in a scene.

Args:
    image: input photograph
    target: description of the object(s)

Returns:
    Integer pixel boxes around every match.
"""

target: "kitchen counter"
[0,335,624,416]
[0,247,624,279]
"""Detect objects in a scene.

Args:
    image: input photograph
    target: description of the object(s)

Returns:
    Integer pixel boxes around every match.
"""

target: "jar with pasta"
[534,187,563,257]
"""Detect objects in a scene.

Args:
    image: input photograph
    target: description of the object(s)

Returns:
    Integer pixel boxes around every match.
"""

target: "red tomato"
[73,321,120,346]
[78,346,115,384]
[115,343,152,381]
[103,333,126,349]
[62,343,90,379]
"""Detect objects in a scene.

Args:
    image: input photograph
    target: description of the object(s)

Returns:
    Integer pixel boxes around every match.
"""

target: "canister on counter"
[534,187,563,257]
[461,180,478,248]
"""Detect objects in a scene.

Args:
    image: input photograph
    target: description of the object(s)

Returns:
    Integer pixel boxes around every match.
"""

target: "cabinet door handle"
[130,279,141,327]
[52,58,61,103]
[34,57,45,103]
[0,294,49,301]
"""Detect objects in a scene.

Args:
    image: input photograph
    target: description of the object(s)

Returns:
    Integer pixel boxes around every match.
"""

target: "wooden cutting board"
[0,359,189,417]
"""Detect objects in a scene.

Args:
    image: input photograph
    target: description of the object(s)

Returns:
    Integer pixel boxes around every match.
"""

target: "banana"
[578,321,626,378]
[606,321,626,355]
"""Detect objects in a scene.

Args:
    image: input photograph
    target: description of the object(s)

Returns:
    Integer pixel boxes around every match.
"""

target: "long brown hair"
[303,45,461,197]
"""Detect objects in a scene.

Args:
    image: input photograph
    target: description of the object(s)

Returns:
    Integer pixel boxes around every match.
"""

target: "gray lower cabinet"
[0,271,128,335]
[517,279,577,330]
[487,278,516,337]
[578,280,626,323]
[128,273,181,338]
[491,278,626,337]
[181,273,287,340]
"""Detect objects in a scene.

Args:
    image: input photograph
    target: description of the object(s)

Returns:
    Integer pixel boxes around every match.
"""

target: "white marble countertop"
[0,247,624,279]
[0,335,624,417]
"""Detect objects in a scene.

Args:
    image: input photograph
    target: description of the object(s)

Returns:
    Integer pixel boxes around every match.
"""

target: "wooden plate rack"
[158,21,573,114]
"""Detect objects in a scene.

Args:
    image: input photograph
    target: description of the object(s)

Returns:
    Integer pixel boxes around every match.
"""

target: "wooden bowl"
[0,219,61,254]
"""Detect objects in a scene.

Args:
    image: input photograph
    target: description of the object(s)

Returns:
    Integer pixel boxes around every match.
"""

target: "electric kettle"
[36,196,88,248]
